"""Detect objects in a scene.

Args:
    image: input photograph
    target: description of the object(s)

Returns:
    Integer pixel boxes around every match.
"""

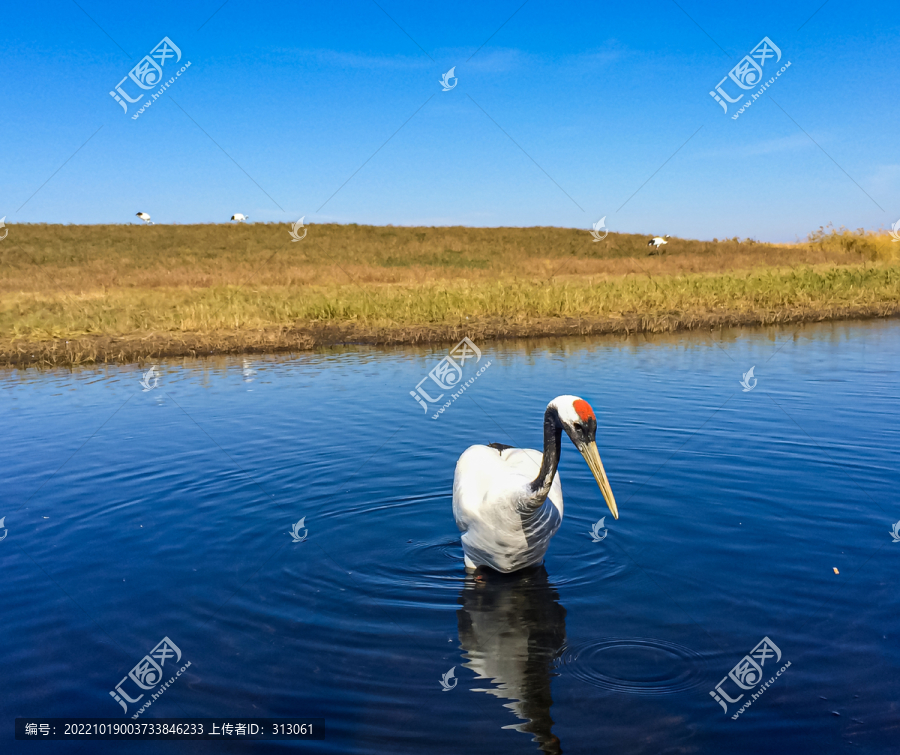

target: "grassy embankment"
[1,223,898,366]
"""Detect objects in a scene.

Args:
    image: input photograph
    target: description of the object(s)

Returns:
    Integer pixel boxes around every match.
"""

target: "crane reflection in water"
[456,565,566,754]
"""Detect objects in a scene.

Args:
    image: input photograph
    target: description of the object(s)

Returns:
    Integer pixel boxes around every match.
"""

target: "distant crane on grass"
[648,235,669,253]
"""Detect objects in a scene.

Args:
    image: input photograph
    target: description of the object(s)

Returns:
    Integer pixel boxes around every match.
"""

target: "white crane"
[231,213,249,222]
[648,235,669,251]
[135,212,153,225]
[452,395,618,573]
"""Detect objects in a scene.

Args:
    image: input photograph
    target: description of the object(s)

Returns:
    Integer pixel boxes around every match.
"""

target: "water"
[2,320,898,754]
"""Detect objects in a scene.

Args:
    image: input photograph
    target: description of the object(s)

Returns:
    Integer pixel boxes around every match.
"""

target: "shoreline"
[4,224,897,369]
[5,303,899,369]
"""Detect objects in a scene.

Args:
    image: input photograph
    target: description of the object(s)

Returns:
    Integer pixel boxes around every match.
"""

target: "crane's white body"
[453,445,563,572]
[136,212,152,225]
[231,213,249,222]
[649,235,668,249]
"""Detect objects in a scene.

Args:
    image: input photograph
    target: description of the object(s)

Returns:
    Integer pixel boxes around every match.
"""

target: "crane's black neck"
[527,405,562,502]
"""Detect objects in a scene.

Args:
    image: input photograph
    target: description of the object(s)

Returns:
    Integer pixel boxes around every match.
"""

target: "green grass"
[4,265,898,340]
[1,223,897,365]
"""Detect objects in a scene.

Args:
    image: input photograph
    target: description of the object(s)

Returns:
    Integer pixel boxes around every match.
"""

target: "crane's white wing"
[452,445,563,572]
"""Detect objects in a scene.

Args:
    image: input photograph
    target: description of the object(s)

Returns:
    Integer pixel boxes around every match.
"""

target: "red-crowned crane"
[648,235,669,251]
[452,396,618,573]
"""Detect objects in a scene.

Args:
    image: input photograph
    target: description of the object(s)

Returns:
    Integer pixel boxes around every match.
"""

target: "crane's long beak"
[579,441,618,520]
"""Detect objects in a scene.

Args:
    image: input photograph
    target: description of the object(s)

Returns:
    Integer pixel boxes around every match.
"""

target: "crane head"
[550,396,619,519]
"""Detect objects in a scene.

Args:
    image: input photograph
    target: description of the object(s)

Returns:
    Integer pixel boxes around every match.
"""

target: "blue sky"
[2,0,898,241]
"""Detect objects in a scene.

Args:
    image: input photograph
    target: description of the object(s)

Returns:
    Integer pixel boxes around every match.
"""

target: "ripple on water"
[546,548,629,590]
[559,638,707,695]
[356,537,631,598]
[361,538,468,594]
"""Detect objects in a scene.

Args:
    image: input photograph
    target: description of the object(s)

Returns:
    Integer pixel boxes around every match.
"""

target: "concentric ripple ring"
[559,637,707,695]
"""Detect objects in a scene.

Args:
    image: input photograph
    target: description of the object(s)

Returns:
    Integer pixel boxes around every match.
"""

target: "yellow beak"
[579,441,618,519]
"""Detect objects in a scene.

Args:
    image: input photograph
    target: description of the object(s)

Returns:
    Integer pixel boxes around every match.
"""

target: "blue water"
[2,321,899,754]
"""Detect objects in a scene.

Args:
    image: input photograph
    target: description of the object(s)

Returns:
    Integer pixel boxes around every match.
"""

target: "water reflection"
[456,566,566,754]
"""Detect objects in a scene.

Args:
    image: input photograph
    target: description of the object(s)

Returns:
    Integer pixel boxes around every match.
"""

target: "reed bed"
[1,223,897,366]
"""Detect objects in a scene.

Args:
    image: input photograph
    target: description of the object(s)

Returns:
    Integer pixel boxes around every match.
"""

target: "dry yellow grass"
[1,223,897,366]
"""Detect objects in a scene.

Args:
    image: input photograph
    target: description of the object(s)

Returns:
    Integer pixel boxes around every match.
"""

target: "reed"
[1,223,897,366]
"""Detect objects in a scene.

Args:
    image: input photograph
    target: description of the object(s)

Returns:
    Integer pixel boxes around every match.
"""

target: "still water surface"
[2,320,899,753]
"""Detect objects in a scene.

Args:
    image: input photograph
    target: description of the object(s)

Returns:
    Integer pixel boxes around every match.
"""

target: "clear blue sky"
[2,0,897,241]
